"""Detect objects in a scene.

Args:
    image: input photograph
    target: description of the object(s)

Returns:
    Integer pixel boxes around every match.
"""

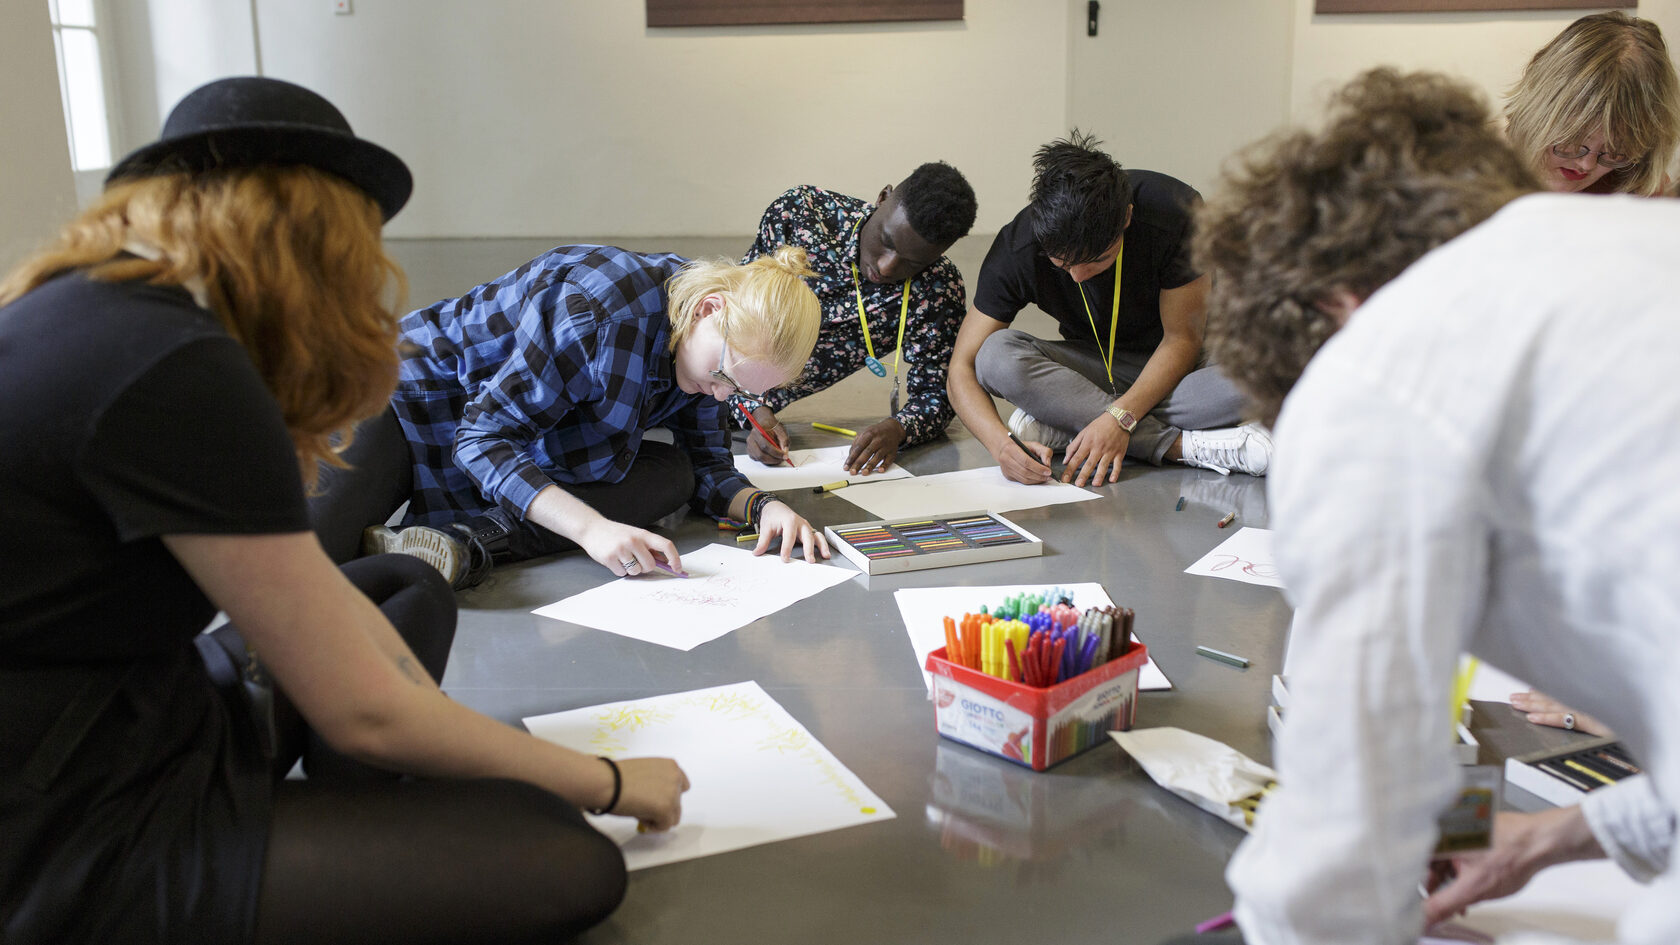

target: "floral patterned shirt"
[740,185,965,446]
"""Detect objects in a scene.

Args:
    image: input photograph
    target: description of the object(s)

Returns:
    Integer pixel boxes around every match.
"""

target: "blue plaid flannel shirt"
[390,245,750,527]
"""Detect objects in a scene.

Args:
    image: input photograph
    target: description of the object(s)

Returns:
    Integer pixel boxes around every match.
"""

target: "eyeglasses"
[1550,143,1638,170]
[709,318,763,402]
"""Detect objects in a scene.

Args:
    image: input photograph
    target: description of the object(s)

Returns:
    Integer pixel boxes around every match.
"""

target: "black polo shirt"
[972,168,1200,355]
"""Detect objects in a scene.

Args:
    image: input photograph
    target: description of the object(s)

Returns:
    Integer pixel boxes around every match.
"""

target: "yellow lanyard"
[849,215,911,385]
[1077,242,1122,391]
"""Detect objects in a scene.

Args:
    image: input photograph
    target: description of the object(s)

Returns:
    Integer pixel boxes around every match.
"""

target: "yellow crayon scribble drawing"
[587,706,673,753]
[684,692,766,722]
[593,706,674,732]
[800,746,868,808]
[756,726,811,754]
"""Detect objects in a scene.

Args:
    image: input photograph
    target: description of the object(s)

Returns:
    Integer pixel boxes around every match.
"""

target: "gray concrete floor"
[384,234,1290,945]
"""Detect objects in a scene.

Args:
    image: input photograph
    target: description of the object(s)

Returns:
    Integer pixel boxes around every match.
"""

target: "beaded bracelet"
[748,490,781,527]
[588,756,622,815]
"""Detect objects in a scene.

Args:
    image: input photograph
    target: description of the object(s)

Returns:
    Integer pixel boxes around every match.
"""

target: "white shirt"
[1228,194,1680,945]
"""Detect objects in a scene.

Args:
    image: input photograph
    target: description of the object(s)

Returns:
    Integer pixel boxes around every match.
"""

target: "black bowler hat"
[106,76,412,221]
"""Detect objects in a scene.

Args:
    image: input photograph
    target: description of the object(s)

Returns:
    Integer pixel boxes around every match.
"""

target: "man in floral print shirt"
[738,162,976,474]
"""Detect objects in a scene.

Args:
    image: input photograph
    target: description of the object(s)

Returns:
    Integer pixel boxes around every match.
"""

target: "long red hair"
[0,166,405,489]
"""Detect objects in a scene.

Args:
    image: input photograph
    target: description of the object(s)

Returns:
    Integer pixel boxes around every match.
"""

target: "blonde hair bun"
[760,244,815,280]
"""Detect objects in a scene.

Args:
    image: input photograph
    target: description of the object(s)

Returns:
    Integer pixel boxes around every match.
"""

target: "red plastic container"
[924,640,1148,771]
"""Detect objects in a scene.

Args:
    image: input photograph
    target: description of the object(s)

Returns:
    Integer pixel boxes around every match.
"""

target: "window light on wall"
[48,0,114,172]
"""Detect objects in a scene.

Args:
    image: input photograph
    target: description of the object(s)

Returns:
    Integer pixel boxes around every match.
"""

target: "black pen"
[1007,432,1047,468]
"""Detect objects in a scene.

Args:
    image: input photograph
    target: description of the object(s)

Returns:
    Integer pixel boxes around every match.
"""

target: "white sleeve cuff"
[1581,775,1675,883]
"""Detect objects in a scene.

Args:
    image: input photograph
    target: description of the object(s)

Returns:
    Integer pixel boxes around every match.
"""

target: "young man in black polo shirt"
[946,131,1270,486]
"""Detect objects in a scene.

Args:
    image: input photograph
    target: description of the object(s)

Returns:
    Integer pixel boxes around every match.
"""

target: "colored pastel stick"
[651,558,688,578]
[1196,911,1235,934]
[1196,645,1249,669]
[812,422,857,437]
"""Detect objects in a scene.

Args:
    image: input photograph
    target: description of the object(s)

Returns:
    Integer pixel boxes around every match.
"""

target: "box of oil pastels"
[824,510,1043,575]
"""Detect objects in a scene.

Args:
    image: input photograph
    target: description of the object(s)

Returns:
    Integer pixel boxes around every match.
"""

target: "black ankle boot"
[450,514,512,590]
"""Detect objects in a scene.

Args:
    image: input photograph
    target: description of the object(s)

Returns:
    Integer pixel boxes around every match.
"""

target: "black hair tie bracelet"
[589,756,622,815]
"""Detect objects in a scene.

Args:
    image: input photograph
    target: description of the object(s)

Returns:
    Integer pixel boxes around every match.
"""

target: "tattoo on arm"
[395,655,428,686]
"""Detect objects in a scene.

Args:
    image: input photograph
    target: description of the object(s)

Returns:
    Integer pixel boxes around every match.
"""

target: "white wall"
[63,0,1680,245]
[106,0,259,158]
[247,1,1067,238]
[1,0,78,271]
[1288,1,1672,122]
[1067,0,1294,197]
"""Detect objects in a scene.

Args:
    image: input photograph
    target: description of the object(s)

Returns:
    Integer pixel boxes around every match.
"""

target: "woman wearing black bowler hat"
[0,76,686,944]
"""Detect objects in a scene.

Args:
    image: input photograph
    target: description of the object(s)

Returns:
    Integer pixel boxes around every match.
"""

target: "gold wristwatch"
[1106,404,1138,433]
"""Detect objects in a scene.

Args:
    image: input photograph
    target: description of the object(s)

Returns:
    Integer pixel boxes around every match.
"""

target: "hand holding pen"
[740,403,790,466]
[999,431,1053,485]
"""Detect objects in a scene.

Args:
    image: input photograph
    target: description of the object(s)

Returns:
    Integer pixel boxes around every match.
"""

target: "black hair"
[1029,129,1132,265]
[895,161,978,248]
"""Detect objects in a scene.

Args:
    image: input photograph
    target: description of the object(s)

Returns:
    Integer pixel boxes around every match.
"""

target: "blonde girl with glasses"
[318,244,831,588]
[1504,11,1680,195]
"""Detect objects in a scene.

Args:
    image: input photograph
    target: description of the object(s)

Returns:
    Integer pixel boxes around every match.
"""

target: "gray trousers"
[973,329,1246,465]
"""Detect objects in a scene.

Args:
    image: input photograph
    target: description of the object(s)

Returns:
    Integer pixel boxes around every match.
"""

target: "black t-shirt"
[972,168,1200,354]
[0,272,309,944]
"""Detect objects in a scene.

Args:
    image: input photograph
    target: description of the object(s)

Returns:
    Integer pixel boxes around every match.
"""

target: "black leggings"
[310,407,697,566]
[243,554,626,944]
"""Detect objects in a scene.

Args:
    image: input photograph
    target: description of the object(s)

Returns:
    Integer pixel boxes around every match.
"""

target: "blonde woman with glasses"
[314,244,831,587]
[1504,11,1680,195]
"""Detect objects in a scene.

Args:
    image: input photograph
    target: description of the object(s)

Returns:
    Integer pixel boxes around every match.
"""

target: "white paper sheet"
[1426,857,1639,943]
[733,445,912,491]
[522,681,894,870]
[840,466,1101,521]
[893,583,1172,693]
[1184,526,1283,588]
[1466,660,1532,705]
[531,544,853,651]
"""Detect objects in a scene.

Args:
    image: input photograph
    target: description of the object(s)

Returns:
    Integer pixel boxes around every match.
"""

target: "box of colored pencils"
[1503,737,1640,807]
[923,589,1146,771]
[824,511,1043,575]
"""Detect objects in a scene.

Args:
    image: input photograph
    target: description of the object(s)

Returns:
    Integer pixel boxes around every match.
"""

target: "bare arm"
[165,531,689,827]
[1424,807,1604,926]
[524,483,684,577]
[946,305,1051,484]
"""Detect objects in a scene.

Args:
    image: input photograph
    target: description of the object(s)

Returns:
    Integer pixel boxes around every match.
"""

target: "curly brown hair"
[1193,68,1539,426]
[0,167,406,489]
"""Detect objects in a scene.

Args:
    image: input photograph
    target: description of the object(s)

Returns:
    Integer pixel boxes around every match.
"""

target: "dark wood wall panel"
[1317,0,1630,12]
[648,1,963,28]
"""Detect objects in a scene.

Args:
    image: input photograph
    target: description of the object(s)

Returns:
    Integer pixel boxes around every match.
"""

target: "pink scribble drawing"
[646,574,746,607]
[1205,553,1279,580]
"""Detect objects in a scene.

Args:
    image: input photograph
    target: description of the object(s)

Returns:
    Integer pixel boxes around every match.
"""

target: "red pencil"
[734,402,786,461]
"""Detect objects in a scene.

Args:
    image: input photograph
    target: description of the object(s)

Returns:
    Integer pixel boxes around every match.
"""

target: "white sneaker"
[1007,408,1074,450]
[1179,422,1273,477]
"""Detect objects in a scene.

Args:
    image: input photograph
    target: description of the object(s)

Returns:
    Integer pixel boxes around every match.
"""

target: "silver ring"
[1563,713,1576,731]
[620,559,637,570]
